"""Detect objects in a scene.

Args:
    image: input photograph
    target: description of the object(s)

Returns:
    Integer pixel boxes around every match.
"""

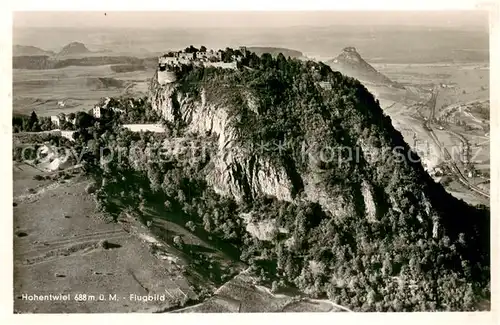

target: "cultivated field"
[175,270,350,313]
[13,163,201,313]
[13,65,154,117]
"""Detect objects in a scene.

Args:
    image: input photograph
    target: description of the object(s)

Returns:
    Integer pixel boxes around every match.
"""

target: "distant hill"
[58,42,91,56]
[13,56,53,69]
[13,45,55,57]
[248,47,304,59]
[13,55,157,70]
[327,47,399,87]
[86,77,125,90]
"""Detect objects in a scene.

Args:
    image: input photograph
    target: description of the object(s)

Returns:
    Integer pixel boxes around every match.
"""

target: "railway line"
[423,88,489,199]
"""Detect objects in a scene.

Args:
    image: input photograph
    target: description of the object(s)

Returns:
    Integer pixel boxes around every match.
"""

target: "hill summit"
[327,47,395,86]
[58,42,91,56]
[73,48,489,311]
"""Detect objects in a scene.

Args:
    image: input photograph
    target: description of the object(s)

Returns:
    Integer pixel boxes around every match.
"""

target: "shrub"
[185,221,196,232]
[173,235,184,247]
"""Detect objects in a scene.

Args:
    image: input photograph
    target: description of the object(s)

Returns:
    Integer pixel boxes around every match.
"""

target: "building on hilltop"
[204,61,238,69]
[195,50,222,62]
[50,115,61,127]
[157,47,242,85]
[319,81,332,90]
[50,113,76,128]
[174,52,195,61]
[92,105,101,119]
[157,61,178,85]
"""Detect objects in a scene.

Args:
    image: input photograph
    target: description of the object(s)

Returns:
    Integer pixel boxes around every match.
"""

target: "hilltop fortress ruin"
[157,46,247,85]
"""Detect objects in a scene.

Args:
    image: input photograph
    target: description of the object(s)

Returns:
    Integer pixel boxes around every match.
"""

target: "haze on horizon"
[14,11,489,30]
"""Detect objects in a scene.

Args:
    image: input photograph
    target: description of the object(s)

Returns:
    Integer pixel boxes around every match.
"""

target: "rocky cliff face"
[147,72,437,225]
[149,77,295,204]
[135,57,491,311]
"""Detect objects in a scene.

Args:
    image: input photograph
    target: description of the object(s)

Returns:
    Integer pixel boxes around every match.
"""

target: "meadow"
[13,65,154,117]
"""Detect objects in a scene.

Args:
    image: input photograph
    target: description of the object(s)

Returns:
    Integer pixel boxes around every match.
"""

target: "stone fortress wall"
[157,69,178,84]
[205,61,237,69]
[157,47,242,85]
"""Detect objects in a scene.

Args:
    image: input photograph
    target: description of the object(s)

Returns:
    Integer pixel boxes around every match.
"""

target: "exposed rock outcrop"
[361,180,377,222]
[149,78,295,203]
[147,63,475,230]
[148,72,396,222]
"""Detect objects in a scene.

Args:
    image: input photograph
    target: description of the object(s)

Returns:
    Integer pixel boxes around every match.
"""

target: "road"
[423,89,489,199]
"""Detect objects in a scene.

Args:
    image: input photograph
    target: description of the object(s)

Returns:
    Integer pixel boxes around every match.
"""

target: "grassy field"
[13,65,154,116]
[374,63,489,107]
[13,162,204,313]
[174,270,349,313]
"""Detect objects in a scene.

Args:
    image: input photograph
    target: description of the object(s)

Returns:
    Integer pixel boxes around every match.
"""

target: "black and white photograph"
[9,8,493,314]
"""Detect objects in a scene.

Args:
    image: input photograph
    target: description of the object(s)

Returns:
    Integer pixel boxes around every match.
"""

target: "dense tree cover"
[13,133,74,162]
[75,48,490,311]
[12,111,54,133]
[109,64,146,73]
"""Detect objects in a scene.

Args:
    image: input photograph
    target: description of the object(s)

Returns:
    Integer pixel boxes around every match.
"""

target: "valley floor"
[13,162,343,313]
[371,62,490,207]
[12,65,153,117]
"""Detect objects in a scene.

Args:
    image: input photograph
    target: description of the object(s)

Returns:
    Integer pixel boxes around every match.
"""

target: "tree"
[173,235,184,247]
[366,289,378,306]
[276,53,287,72]
[271,280,279,293]
[203,213,212,232]
[200,45,207,52]
[29,111,38,124]
[75,111,94,129]
[28,111,40,131]
[260,53,274,69]
[185,220,196,232]
[185,45,198,53]
[382,256,393,276]
[463,284,475,309]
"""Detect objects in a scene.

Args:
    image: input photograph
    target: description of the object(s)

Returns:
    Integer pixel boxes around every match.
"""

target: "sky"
[13,11,489,30]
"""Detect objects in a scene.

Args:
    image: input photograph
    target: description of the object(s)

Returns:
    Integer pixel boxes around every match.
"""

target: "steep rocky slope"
[148,65,441,220]
[145,58,489,310]
[72,51,489,311]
